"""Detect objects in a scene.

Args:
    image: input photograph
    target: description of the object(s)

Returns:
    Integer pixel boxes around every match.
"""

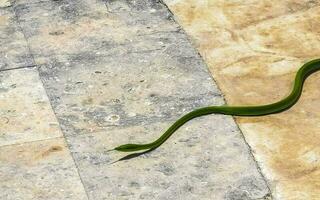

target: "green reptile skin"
[113,58,320,153]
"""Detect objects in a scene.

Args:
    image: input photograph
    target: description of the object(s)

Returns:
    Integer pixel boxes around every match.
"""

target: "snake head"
[114,144,146,152]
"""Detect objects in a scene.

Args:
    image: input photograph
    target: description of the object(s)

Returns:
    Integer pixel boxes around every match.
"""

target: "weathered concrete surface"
[8,0,271,199]
[0,138,88,200]
[164,0,320,199]
[0,6,34,70]
[0,68,62,146]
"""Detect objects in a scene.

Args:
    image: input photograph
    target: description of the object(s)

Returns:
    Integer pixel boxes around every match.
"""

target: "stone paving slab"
[38,53,220,137]
[36,46,271,198]
[37,52,270,198]
[0,138,88,200]
[1,0,273,199]
[164,0,320,199]
[0,7,34,70]
[11,0,107,63]
[12,0,177,64]
[0,68,62,146]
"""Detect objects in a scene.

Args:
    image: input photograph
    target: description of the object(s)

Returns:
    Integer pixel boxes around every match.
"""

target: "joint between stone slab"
[158,0,213,74]
[229,113,274,199]
[197,45,275,198]
[35,69,91,200]
[0,136,64,149]
[158,0,274,198]
[0,64,37,72]
[34,67,90,199]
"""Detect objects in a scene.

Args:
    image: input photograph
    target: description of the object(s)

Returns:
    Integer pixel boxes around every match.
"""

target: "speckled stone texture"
[0,68,62,146]
[163,0,320,199]
[0,6,34,70]
[1,0,273,199]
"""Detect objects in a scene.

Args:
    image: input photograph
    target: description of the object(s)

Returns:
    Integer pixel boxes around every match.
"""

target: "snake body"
[113,59,320,153]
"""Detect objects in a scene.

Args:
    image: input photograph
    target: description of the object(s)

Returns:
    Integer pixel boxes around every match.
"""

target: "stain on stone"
[40,145,63,158]
[129,181,140,188]
[156,163,175,176]
[0,138,88,199]
[49,30,64,35]
[82,97,93,105]
[225,189,251,200]
[0,117,9,124]
[106,114,120,123]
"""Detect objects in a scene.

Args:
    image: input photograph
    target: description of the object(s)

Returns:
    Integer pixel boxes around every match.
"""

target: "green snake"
[112,59,320,155]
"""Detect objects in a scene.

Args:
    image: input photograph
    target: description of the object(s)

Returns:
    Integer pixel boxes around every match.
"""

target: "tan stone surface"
[0,138,88,200]
[0,68,62,146]
[164,0,320,199]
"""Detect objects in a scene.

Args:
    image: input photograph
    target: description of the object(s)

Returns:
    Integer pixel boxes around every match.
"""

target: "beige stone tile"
[165,0,320,199]
[0,137,88,200]
[0,68,62,146]
[165,0,319,29]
